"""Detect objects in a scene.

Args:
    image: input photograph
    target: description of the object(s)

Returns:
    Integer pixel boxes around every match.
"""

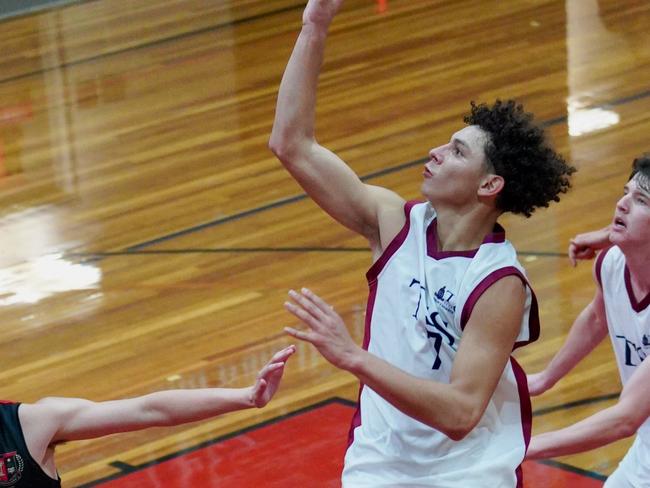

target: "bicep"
[36,397,150,443]
[285,142,405,241]
[450,276,526,410]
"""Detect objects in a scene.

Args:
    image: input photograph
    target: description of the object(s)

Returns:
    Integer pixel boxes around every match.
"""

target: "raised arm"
[268,0,405,249]
[527,350,650,459]
[284,279,525,440]
[568,225,611,266]
[527,267,608,396]
[18,346,295,474]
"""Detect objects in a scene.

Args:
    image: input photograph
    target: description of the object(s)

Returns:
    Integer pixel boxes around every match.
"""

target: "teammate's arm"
[527,263,609,395]
[568,225,611,266]
[268,0,405,249]
[284,279,524,440]
[527,353,650,459]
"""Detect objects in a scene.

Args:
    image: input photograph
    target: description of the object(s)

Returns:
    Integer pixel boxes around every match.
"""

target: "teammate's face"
[610,175,650,249]
[421,125,491,207]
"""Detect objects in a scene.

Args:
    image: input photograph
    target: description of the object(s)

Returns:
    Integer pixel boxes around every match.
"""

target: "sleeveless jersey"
[0,402,61,487]
[596,246,650,442]
[343,201,539,488]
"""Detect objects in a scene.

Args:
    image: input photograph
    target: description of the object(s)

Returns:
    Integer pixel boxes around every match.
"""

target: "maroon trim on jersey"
[365,200,419,283]
[426,220,506,260]
[594,247,611,288]
[511,356,532,488]
[347,274,381,448]
[0,401,15,405]
[624,265,650,312]
[460,267,540,349]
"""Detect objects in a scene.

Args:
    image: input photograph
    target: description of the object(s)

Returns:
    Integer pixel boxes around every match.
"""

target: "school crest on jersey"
[0,451,23,486]
[433,285,456,314]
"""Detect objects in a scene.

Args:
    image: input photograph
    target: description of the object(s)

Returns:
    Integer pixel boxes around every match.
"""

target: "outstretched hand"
[284,288,362,372]
[302,0,345,28]
[568,226,611,266]
[250,345,296,408]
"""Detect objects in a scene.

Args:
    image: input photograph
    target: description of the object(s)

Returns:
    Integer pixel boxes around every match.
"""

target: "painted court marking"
[83,399,605,487]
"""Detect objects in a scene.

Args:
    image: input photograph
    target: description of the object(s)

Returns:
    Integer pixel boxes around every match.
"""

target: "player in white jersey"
[527,154,650,487]
[270,1,574,486]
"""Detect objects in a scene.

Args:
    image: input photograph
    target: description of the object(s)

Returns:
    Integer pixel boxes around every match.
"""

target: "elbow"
[267,133,290,162]
[443,418,478,442]
[268,134,298,166]
[439,406,482,442]
[613,416,640,440]
[268,130,311,168]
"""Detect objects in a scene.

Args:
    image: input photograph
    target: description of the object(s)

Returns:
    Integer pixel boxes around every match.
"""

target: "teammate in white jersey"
[270,1,574,486]
[527,154,650,487]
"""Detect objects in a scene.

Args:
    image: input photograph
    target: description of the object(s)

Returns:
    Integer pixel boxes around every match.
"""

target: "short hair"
[629,154,650,194]
[464,100,576,217]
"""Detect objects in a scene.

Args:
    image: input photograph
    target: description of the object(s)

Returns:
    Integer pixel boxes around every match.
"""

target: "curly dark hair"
[630,154,650,193]
[464,100,576,217]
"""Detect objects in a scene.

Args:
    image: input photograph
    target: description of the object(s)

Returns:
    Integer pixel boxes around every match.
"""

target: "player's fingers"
[269,345,296,363]
[284,326,317,344]
[288,289,325,319]
[300,288,336,314]
[259,361,285,379]
[284,300,323,330]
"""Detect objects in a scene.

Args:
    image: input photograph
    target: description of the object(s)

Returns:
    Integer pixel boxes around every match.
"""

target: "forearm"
[141,388,254,426]
[270,23,329,155]
[527,404,634,459]
[538,307,607,390]
[349,350,477,440]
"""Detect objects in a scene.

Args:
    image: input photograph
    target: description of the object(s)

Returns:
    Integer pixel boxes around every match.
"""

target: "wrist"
[301,21,331,38]
[342,347,367,376]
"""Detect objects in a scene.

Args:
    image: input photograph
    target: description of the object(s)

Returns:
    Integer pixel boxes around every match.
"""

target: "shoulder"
[594,245,622,287]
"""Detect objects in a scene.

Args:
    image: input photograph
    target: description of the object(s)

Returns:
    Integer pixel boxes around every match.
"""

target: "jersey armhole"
[366,200,420,283]
[460,267,540,348]
[594,247,611,288]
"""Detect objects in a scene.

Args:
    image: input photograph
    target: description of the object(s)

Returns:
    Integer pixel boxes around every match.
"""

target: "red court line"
[90,400,604,487]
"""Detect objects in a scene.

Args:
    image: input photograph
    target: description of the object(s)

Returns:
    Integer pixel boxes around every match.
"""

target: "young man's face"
[421,125,492,208]
[610,174,650,249]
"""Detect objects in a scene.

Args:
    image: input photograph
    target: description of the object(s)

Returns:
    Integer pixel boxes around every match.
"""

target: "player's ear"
[478,173,504,197]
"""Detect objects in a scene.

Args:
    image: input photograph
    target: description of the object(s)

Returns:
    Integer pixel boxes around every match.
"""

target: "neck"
[434,205,501,251]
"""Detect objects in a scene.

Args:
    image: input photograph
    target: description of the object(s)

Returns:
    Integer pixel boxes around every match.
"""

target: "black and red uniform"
[0,401,60,487]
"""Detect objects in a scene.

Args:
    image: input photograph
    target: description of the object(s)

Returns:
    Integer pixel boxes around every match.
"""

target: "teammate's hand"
[284,288,361,371]
[568,226,611,267]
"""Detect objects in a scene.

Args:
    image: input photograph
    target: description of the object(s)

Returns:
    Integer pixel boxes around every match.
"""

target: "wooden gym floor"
[0,0,649,485]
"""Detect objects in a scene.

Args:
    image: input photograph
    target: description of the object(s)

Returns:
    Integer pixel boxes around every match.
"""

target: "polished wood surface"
[1,0,649,485]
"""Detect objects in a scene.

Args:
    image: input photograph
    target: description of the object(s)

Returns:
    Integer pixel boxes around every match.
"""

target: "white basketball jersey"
[596,246,650,442]
[343,201,539,488]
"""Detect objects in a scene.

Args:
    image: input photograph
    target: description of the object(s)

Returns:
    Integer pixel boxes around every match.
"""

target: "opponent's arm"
[285,278,524,440]
[527,353,650,459]
[269,0,405,247]
[19,346,294,458]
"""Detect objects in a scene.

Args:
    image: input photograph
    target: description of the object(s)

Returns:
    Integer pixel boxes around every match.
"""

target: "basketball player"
[269,1,574,486]
[527,155,650,487]
[0,345,294,487]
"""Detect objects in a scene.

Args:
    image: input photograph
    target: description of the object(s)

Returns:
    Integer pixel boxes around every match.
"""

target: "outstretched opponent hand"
[302,0,345,28]
[250,345,296,407]
[284,288,362,371]
[568,226,611,266]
